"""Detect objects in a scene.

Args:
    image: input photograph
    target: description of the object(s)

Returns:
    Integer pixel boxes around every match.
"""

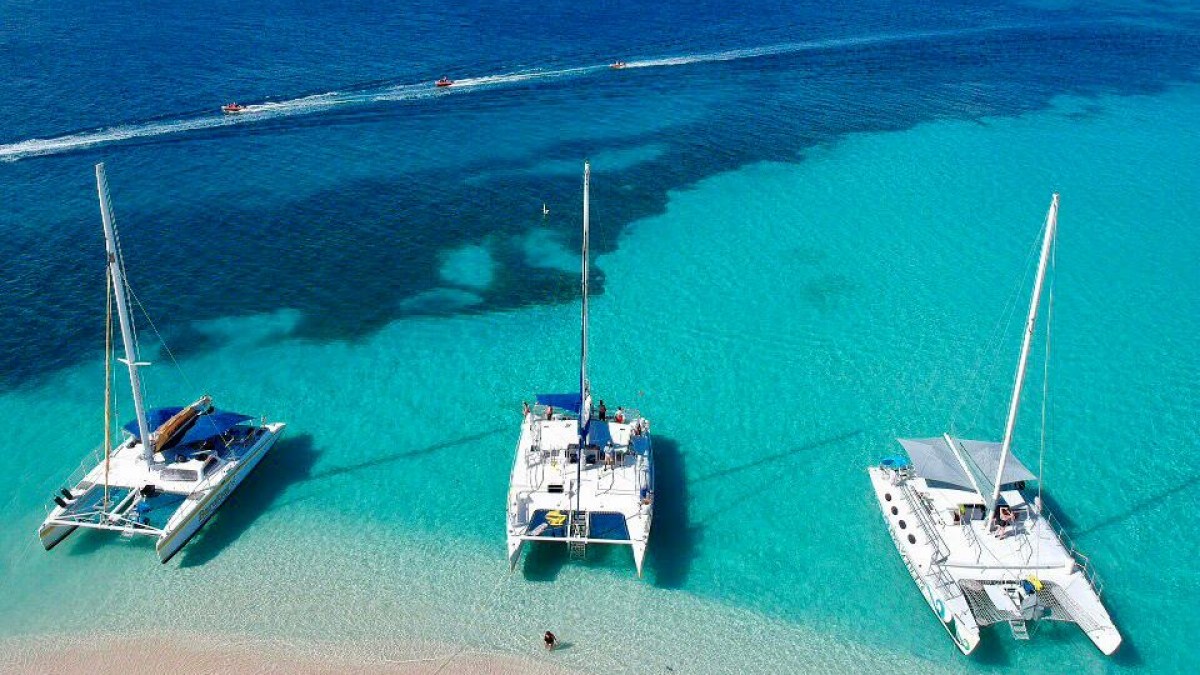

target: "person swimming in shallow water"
[543,630,558,651]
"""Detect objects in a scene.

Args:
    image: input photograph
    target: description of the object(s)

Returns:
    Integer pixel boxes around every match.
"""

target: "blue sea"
[1,0,1198,672]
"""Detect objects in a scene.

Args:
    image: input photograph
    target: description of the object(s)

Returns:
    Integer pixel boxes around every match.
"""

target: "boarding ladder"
[569,511,589,560]
[1004,586,1029,640]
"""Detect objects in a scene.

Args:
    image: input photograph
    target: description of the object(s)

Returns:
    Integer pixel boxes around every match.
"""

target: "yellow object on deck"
[545,510,567,527]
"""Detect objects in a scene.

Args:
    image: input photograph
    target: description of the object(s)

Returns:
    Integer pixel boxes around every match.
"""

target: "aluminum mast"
[96,163,154,461]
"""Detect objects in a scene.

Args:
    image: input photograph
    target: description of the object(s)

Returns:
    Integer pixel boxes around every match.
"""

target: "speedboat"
[435,77,454,87]
[221,103,246,114]
[37,163,286,564]
[609,61,627,69]
[506,161,654,576]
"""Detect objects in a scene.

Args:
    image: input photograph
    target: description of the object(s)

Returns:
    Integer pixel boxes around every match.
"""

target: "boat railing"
[46,444,105,496]
[1039,506,1104,597]
[961,512,984,557]
[897,483,962,598]
[188,428,264,494]
[530,403,646,426]
[530,414,542,449]
[898,484,948,559]
[39,443,114,519]
[899,488,962,600]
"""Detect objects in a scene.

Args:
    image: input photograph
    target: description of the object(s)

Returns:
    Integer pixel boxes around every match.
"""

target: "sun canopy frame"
[898,436,1036,511]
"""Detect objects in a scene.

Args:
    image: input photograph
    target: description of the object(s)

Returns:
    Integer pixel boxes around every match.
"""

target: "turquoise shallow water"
[1,80,1197,673]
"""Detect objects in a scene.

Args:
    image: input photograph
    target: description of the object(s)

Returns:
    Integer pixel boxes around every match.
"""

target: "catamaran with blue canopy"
[507,161,654,576]
[37,163,286,563]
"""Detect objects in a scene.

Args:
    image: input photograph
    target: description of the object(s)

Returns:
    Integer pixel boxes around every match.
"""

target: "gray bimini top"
[898,437,1036,508]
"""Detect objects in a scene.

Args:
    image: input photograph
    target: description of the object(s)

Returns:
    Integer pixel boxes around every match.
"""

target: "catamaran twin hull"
[39,423,285,563]
[507,412,654,576]
[867,462,1121,655]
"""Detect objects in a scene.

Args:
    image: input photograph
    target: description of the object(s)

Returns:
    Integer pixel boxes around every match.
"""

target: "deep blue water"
[2,1,1196,389]
[1,1,1198,672]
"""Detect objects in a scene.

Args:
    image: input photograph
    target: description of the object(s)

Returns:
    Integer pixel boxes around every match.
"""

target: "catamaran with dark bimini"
[506,161,654,576]
[37,163,286,564]
[867,195,1121,655]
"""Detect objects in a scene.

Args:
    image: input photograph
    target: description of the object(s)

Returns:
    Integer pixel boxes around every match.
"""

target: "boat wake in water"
[0,23,1038,162]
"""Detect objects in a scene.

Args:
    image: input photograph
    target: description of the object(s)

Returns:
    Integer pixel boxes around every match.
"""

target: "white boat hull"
[37,521,78,551]
[868,467,980,654]
[507,411,653,576]
[156,422,285,563]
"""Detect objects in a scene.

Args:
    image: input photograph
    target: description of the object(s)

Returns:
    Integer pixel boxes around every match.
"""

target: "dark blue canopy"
[124,407,252,448]
[535,393,582,413]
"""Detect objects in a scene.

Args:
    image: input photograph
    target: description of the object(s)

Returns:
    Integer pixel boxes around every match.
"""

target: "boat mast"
[103,268,114,509]
[576,161,591,515]
[96,163,155,461]
[990,194,1058,520]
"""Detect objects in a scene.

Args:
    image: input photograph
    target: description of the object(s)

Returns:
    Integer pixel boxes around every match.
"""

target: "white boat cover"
[898,437,1036,499]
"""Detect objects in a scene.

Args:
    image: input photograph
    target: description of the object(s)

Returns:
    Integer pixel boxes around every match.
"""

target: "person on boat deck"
[523,401,531,417]
[543,631,558,651]
[996,505,1016,537]
[615,407,626,424]
[597,400,607,421]
[545,405,554,421]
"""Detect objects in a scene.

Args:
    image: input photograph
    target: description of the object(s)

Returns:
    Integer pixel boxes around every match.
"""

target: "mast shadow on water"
[307,428,507,483]
[175,433,320,567]
[1072,472,1200,540]
[690,430,863,531]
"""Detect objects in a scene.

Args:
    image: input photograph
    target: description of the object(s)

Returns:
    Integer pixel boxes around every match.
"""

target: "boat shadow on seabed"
[645,437,698,589]
[176,433,320,567]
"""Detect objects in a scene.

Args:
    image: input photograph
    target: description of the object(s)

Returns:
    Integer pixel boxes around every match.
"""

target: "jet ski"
[610,61,627,69]
[221,103,247,114]
[435,78,454,87]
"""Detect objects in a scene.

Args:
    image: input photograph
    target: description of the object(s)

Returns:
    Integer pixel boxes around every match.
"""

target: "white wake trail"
[0,24,1024,162]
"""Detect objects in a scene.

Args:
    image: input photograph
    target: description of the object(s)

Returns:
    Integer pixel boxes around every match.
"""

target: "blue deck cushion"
[589,512,630,540]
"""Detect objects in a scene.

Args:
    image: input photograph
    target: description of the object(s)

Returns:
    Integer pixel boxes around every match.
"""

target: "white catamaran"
[507,161,654,576]
[868,195,1121,655]
[38,163,286,564]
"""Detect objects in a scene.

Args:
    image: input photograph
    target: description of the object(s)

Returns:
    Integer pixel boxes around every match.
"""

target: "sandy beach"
[0,633,574,675]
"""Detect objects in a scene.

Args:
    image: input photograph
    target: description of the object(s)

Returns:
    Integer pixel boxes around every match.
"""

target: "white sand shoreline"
[0,632,575,675]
